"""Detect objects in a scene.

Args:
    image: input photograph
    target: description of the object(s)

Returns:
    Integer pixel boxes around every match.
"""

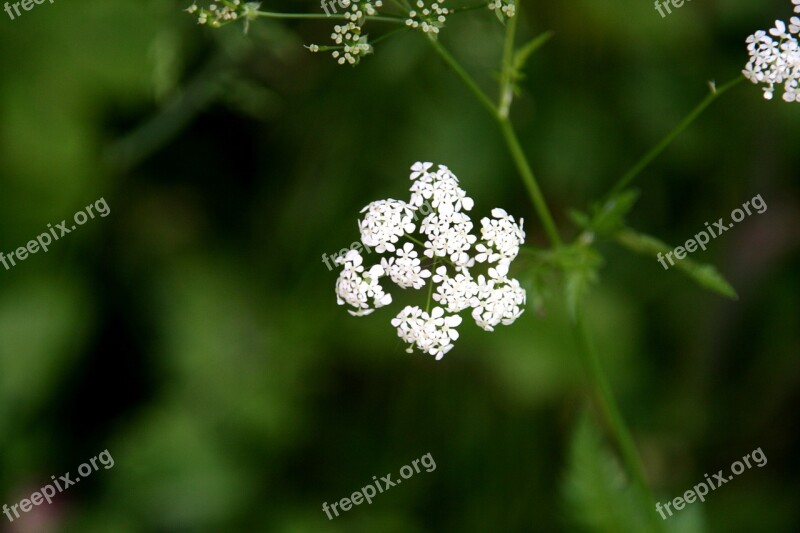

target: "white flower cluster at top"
[404,1,450,36]
[743,0,800,102]
[334,162,527,360]
[488,0,516,20]
[185,1,261,30]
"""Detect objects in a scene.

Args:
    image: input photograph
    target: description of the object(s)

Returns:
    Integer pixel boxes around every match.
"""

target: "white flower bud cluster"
[185,1,260,30]
[743,3,800,102]
[307,1,382,65]
[333,162,527,360]
[405,0,449,35]
[488,0,516,20]
[331,22,372,65]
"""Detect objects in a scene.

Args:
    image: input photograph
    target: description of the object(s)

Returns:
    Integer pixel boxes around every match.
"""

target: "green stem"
[425,35,498,116]
[425,258,438,313]
[255,11,405,23]
[573,310,665,533]
[405,234,426,248]
[371,26,411,45]
[105,47,242,173]
[497,5,518,118]
[451,2,493,14]
[608,75,744,197]
[426,35,562,247]
[497,118,562,247]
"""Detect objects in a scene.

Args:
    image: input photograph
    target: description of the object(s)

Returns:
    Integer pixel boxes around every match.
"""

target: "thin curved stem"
[255,11,405,23]
[425,35,562,247]
[371,26,412,45]
[497,5,518,118]
[497,119,562,246]
[451,2,492,14]
[425,35,498,116]
[572,310,665,533]
[425,258,438,313]
[608,75,744,198]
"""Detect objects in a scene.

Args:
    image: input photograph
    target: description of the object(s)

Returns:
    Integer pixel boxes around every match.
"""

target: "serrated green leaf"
[614,228,738,299]
[563,412,650,533]
[554,244,603,319]
[588,189,640,235]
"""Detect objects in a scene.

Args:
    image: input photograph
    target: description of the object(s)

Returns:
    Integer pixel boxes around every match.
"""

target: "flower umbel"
[185,1,261,32]
[405,0,449,36]
[743,5,800,102]
[333,162,527,360]
[488,0,516,21]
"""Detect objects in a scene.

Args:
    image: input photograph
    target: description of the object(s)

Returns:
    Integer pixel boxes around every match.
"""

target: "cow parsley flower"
[391,306,461,359]
[335,250,392,316]
[476,208,525,265]
[185,1,260,32]
[381,243,432,289]
[743,11,800,102]
[488,0,516,20]
[308,1,382,65]
[330,22,373,65]
[359,199,416,253]
[405,0,449,36]
[432,266,477,313]
[471,272,526,332]
[332,162,527,359]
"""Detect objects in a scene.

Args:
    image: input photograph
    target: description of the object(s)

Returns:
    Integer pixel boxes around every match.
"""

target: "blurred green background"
[0,0,798,531]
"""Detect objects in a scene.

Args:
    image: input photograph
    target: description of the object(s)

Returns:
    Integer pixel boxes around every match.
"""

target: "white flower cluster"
[359,199,416,252]
[334,162,527,360]
[330,21,372,65]
[335,250,392,316]
[185,1,260,30]
[306,1,382,65]
[488,0,516,20]
[743,2,800,102]
[405,0,449,36]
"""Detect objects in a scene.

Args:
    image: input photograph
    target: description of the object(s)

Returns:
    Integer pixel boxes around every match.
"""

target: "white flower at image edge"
[743,12,800,102]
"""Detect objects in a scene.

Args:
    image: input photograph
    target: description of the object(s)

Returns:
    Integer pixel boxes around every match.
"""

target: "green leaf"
[588,189,641,235]
[563,412,650,533]
[554,244,603,319]
[568,208,591,230]
[513,30,555,74]
[614,228,738,300]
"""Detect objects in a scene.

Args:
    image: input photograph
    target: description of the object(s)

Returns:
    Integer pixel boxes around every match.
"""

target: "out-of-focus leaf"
[104,404,254,530]
[614,228,737,299]
[568,208,591,230]
[0,274,90,428]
